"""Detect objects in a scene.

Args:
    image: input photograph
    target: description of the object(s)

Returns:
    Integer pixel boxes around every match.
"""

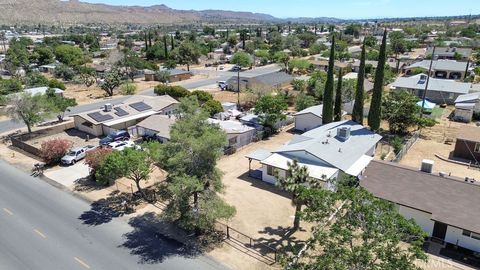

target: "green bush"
[120,83,137,95]
[154,84,190,98]
[391,136,403,155]
[48,79,66,90]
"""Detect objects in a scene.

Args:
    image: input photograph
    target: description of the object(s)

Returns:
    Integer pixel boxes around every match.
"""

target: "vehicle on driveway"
[61,147,86,165]
[99,130,130,145]
[107,141,140,151]
[218,81,227,90]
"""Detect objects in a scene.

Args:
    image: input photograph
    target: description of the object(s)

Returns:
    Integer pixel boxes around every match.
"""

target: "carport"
[245,149,271,179]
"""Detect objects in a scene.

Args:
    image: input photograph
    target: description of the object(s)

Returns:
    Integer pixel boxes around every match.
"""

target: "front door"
[432,221,448,241]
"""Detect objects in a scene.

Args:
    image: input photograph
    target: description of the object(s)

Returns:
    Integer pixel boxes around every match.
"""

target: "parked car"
[99,130,130,145]
[231,65,241,72]
[61,147,87,165]
[218,81,227,90]
[107,141,140,151]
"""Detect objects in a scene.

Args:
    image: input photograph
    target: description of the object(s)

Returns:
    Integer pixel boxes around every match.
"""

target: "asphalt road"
[0,160,229,270]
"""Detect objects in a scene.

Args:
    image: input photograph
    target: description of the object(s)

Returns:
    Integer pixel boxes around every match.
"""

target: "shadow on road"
[120,212,200,264]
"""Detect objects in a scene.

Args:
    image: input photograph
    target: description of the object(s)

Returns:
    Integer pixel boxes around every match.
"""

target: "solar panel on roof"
[114,107,129,117]
[87,112,114,122]
[129,102,152,112]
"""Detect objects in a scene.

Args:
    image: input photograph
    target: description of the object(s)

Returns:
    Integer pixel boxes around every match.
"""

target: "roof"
[456,125,480,142]
[136,115,176,139]
[392,74,471,94]
[406,60,468,72]
[261,153,339,180]
[426,47,472,58]
[361,161,480,234]
[245,149,272,161]
[207,118,255,134]
[24,87,63,95]
[161,68,192,76]
[274,120,382,175]
[73,95,178,125]
[295,105,323,118]
[455,92,480,104]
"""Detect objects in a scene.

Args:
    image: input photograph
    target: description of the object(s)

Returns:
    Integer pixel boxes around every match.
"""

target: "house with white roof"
[246,120,382,186]
[72,95,178,137]
[404,60,470,80]
[294,105,346,132]
[454,92,480,122]
[207,118,256,150]
[391,74,472,104]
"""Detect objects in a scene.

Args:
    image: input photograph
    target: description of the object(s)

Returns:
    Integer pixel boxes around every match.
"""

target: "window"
[267,165,274,176]
[475,143,480,153]
[228,136,238,146]
[462,230,471,237]
[462,230,480,240]
[472,233,480,240]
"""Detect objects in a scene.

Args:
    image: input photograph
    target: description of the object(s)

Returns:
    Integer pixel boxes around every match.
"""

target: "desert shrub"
[84,148,113,178]
[120,83,137,95]
[48,79,66,90]
[391,136,403,155]
[154,84,190,98]
[39,138,73,165]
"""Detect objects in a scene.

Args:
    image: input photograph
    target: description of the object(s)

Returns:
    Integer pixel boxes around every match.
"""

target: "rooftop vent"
[418,74,427,84]
[336,127,351,141]
[420,159,434,173]
[104,103,113,112]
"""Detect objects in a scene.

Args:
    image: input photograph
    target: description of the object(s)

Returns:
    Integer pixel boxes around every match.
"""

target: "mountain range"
[0,0,342,25]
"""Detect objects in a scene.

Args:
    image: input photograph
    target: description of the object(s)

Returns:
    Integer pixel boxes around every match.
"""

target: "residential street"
[0,160,229,270]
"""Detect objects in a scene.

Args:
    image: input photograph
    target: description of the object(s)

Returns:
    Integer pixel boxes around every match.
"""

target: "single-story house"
[239,113,292,131]
[426,47,472,61]
[38,63,58,73]
[454,92,480,122]
[310,59,351,72]
[294,105,346,132]
[227,71,293,92]
[72,95,178,137]
[391,74,472,104]
[135,114,176,143]
[361,160,480,253]
[247,120,382,186]
[351,60,378,73]
[343,72,374,92]
[144,69,155,81]
[24,86,63,97]
[404,60,469,80]
[348,46,362,58]
[163,68,192,82]
[453,126,480,163]
[207,118,256,150]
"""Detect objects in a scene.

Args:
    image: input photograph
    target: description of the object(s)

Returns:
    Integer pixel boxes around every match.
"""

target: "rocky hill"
[0,0,280,25]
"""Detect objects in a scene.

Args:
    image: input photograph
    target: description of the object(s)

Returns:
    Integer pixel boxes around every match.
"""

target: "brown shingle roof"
[361,161,480,234]
[457,126,480,143]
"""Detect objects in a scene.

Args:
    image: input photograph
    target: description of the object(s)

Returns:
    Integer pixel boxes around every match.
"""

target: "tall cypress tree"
[144,32,149,50]
[334,69,343,122]
[170,35,175,50]
[368,29,387,131]
[352,40,366,125]
[163,35,168,59]
[322,35,335,124]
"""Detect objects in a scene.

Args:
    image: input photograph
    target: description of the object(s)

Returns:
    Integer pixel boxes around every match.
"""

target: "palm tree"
[277,160,310,230]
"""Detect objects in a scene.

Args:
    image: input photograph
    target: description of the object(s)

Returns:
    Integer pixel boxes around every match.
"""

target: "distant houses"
[426,47,472,61]
[227,70,293,92]
[404,60,470,80]
[454,92,480,122]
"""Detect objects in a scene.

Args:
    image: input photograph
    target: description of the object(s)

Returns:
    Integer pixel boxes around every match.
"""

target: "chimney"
[420,159,434,173]
[336,127,351,141]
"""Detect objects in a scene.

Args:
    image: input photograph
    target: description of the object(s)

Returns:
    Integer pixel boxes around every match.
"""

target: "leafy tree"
[5,38,30,74]
[277,160,312,230]
[190,90,213,103]
[100,68,122,97]
[287,180,427,270]
[334,69,343,122]
[231,52,252,68]
[54,44,85,67]
[24,72,50,88]
[322,35,335,124]
[7,93,54,133]
[145,43,167,61]
[154,84,189,98]
[163,59,177,69]
[172,41,200,71]
[120,82,137,95]
[54,64,75,81]
[352,42,366,125]
[85,148,113,179]
[389,31,407,72]
[158,97,235,234]
[203,99,223,117]
[274,51,290,69]
[48,79,66,90]
[363,35,377,48]
[0,78,22,95]
[292,79,307,92]
[288,59,311,74]
[309,43,326,55]
[45,88,77,120]
[78,66,97,88]
[34,46,55,65]
[97,148,153,199]
[368,30,387,131]
[39,138,73,165]
[154,70,170,84]
[295,93,316,112]
[297,32,317,48]
[344,24,362,38]
[254,95,288,133]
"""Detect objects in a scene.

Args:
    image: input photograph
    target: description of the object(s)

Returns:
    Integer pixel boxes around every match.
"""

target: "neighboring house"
[343,72,374,92]
[239,113,293,131]
[135,114,176,143]
[38,63,58,74]
[294,105,324,132]
[351,60,378,73]
[361,160,480,253]
[310,58,350,72]
[227,71,293,92]
[247,120,381,186]
[207,118,256,150]
[453,126,480,163]
[404,60,470,80]
[426,47,472,61]
[144,69,155,81]
[348,46,362,58]
[454,92,480,122]
[72,95,178,137]
[391,74,472,104]
[23,86,63,97]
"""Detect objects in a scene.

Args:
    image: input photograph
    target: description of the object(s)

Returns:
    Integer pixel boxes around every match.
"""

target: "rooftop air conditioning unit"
[420,159,434,173]
[337,126,351,141]
[104,103,113,112]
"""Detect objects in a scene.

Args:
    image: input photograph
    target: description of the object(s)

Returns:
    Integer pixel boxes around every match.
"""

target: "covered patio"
[245,149,272,180]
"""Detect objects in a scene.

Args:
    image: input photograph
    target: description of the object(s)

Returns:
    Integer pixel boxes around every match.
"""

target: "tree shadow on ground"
[119,212,201,264]
[73,176,106,192]
[78,191,142,226]
[255,226,306,254]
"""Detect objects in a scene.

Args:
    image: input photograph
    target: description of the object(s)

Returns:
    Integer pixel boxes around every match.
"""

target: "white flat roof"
[261,153,339,180]
[345,155,373,176]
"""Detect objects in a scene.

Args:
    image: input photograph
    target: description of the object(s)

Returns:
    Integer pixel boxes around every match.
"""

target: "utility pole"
[420,46,435,117]
[237,70,240,109]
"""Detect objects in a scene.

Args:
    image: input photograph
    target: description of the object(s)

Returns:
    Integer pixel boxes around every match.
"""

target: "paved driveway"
[44,162,90,188]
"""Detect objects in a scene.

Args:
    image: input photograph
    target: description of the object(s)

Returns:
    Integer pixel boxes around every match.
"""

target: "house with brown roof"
[453,126,480,164]
[72,95,178,137]
[361,160,480,253]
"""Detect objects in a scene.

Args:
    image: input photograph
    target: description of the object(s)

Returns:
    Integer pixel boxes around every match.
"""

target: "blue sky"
[82,0,480,19]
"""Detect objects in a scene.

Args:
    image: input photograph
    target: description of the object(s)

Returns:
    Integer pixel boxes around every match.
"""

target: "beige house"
[72,95,178,137]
